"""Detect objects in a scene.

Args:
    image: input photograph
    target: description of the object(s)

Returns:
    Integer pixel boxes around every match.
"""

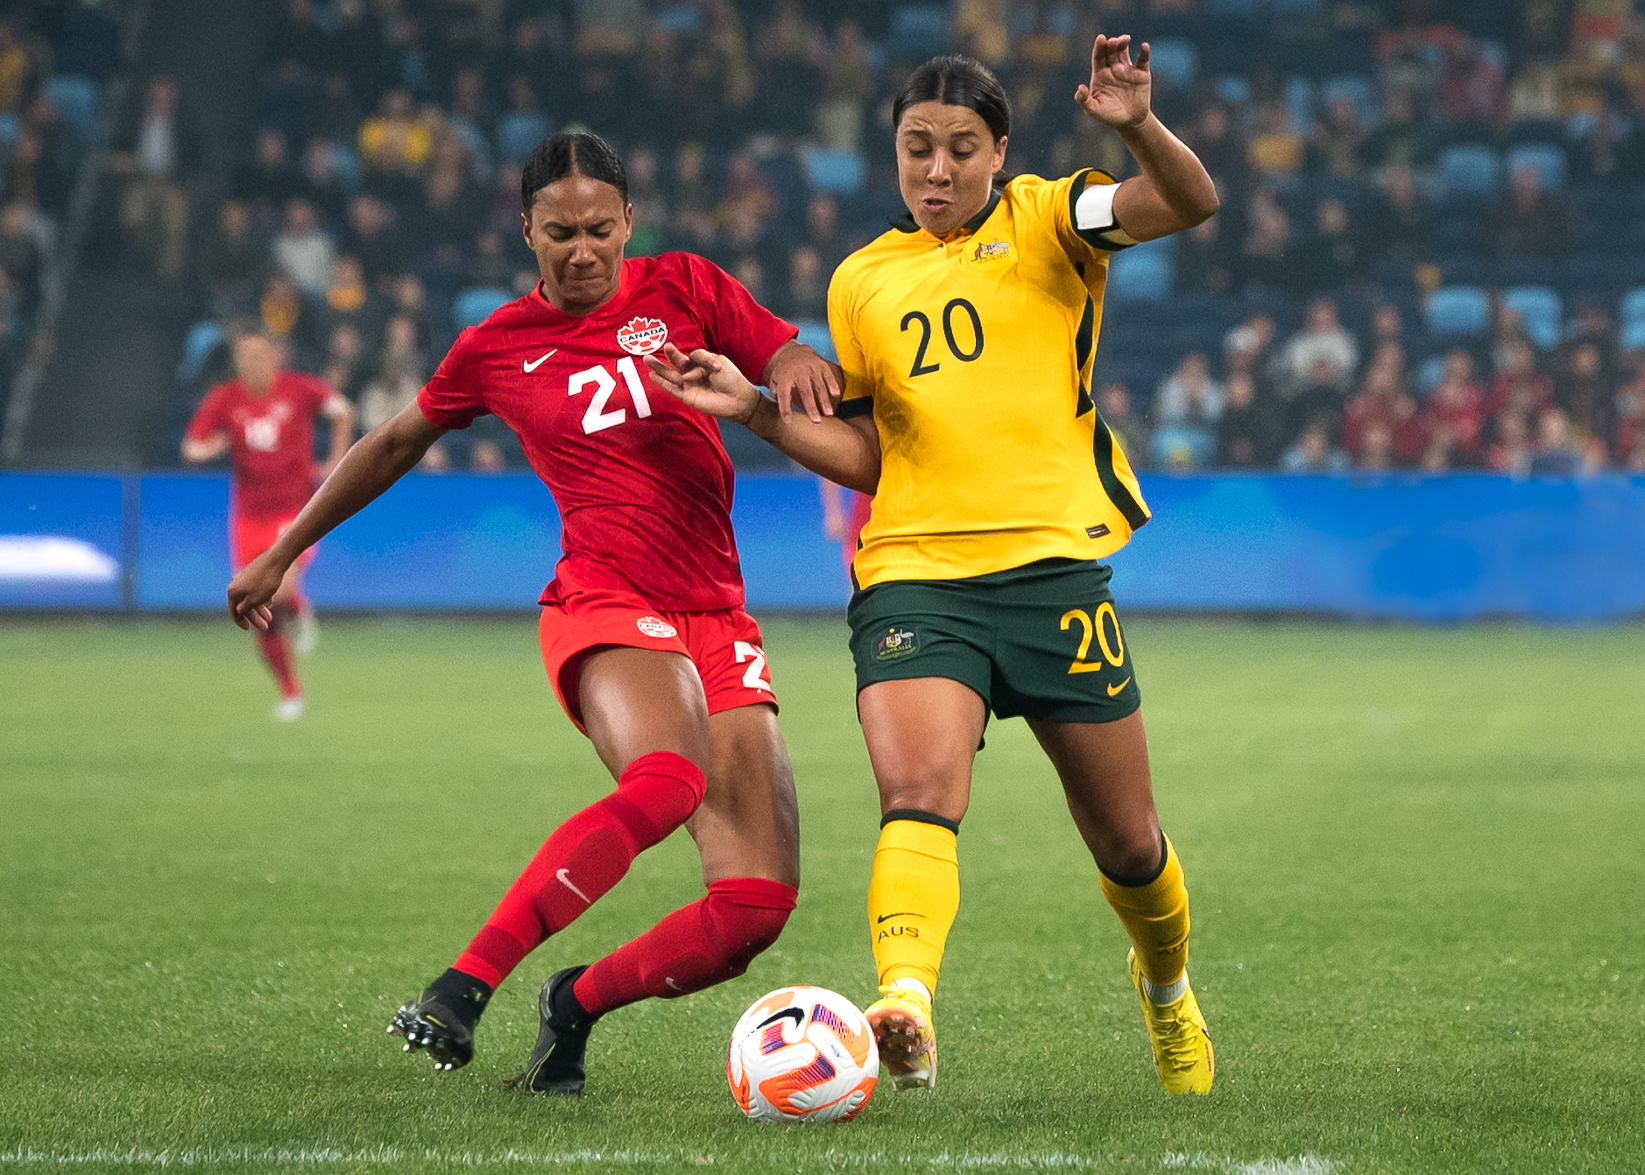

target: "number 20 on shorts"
[1059,604,1125,675]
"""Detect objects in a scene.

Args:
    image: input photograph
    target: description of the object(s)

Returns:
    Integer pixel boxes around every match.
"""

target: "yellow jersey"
[829,170,1150,589]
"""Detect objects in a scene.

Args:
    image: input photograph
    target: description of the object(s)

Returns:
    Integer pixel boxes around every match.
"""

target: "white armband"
[1074,181,1138,250]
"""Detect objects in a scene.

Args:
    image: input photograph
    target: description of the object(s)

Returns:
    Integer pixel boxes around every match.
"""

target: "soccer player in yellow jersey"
[645,36,1220,1095]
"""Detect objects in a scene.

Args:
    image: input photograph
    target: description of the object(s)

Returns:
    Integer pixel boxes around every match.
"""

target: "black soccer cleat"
[389,996,475,1072]
[505,966,597,1096]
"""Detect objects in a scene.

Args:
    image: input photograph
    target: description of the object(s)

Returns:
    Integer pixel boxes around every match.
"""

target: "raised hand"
[644,342,764,423]
[1075,33,1152,130]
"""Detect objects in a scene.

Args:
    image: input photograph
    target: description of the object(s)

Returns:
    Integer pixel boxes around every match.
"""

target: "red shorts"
[231,512,316,573]
[538,590,777,733]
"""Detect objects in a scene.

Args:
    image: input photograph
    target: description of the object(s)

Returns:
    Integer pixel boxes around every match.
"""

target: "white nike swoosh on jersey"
[523,349,557,372]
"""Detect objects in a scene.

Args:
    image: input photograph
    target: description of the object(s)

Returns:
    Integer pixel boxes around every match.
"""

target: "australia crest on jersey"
[617,316,669,356]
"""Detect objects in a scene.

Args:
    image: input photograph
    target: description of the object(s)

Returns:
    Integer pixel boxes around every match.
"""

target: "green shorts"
[847,558,1141,724]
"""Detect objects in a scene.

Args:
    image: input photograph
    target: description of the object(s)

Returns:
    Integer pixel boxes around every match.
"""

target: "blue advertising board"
[3,470,1643,621]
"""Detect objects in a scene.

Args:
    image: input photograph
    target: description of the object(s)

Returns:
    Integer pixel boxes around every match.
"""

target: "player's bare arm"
[180,432,228,464]
[1079,34,1219,241]
[645,342,879,495]
[761,339,842,424]
[229,401,446,630]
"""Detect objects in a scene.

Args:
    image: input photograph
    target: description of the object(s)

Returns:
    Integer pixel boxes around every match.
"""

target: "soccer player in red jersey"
[225,132,838,1095]
[183,329,354,720]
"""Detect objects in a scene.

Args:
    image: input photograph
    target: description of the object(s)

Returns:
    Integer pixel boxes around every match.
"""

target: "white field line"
[0,1149,1339,1172]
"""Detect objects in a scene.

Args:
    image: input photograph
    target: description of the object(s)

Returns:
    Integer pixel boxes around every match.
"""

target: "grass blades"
[1,617,1641,1173]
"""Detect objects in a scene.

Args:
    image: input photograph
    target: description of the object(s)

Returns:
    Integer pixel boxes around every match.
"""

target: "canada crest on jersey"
[617,316,669,356]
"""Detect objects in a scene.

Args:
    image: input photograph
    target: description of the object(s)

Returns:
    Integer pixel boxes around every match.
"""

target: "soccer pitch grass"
[2,616,1641,1174]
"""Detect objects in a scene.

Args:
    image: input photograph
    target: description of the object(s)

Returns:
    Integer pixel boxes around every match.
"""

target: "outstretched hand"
[1076,33,1152,130]
[644,342,764,423]
[227,554,285,631]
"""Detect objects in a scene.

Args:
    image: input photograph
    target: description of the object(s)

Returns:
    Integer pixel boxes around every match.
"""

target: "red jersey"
[417,253,796,611]
[186,371,337,519]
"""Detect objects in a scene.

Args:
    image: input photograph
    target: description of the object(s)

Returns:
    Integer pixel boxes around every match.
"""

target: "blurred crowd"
[142,0,1645,474]
[0,0,119,403]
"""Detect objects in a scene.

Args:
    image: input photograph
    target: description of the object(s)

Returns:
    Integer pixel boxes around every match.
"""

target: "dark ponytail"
[893,55,1013,186]
[521,131,629,210]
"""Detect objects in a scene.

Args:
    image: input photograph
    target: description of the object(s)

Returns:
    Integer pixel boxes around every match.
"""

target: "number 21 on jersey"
[570,356,651,435]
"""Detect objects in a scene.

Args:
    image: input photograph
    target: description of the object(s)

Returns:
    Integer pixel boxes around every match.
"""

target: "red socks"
[255,607,301,699]
[454,751,707,989]
[572,877,797,1018]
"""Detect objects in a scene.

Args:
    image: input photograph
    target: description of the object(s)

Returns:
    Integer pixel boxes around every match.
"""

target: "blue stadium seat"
[0,112,18,152]
[1506,143,1567,190]
[1416,353,1446,393]
[452,286,512,330]
[42,74,97,136]
[1321,74,1376,124]
[176,321,222,385]
[1283,76,1315,134]
[1623,319,1645,353]
[1424,285,1491,338]
[1106,237,1176,303]
[1437,145,1501,198]
[889,5,949,60]
[1502,286,1563,350]
[801,147,866,195]
[1147,39,1199,90]
[496,111,549,166]
[1621,287,1645,326]
[1215,75,1252,105]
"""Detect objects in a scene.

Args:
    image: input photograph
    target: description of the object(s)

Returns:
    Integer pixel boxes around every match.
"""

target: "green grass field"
[2,616,1642,1174]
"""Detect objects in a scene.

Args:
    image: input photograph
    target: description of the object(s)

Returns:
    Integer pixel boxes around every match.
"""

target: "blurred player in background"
[648,38,1219,1096]
[183,328,353,720]
[226,132,838,1096]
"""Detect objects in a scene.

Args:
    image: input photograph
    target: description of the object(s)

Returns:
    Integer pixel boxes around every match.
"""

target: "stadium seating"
[1424,286,1491,339]
[42,74,98,136]
[800,147,866,197]
[1505,143,1567,189]
[1437,145,1501,197]
[1146,40,1200,91]
[1106,237,1176,303]
[1501,286,1563,350]
[452,287,512,330]
[1620,287,1645,328]
[175,322,223,386]
[889,5,949,61]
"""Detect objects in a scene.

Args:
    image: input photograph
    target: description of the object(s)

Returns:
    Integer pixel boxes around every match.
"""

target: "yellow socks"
[1099,832,1191,992]
[867,813,960,995]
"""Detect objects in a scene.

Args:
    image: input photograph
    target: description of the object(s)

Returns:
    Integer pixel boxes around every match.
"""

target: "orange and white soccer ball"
[727,986,878,1123]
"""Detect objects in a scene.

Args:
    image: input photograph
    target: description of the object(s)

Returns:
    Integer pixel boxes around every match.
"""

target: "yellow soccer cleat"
[1127,948,1215,1094]
[863,979,937,1090]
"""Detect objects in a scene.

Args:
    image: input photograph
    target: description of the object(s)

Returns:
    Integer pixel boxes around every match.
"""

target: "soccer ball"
[727,986,879,1123]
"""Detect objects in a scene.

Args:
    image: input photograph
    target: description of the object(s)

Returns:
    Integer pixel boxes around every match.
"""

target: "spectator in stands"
[1151,353,1222,471]
[0,19,39,117]
[1213,372,1271,468]
[816,18,873,151]
[1185,101,1248,195]
[801,192,853,274]
[1493,163,1570,261]
[1484,338,1553,421]
[115,76,199,281]
[1484,408,1533,476]
[1344,354,1422,469]
[1297,196,1366,293]
[1281,415,1350,473]
[496,75,550,169]
[1309,95,1367,179]
[1176,207,1235,295]
[298,137,354,232]
[355,312,427,435]
[624,146,667,257]
[1365,163,1429,274]
[1367,302,1413,355]
[272,198,334,298]
[444,67,495,177]
[1612,353,1645,471]
[1554,340,1611,444]
[1528,407,1586,477]
[1361,86,1436,174]
[197,198,270,321]
[340,194,404,286]
[1556,304,1618,389]
[1096,383,1149,471]
[783,245,826,322]
[465,229,516,293]
[1418,349,1486,471]
[359,88,432,204]
[234,128,303,227]
[1247,99,1304,180]
[255,57,318,148]
[15,91,79,216]
[0,262,18,392]
[1278,298,1359,396]
[0,200,40,320]
[317,254,385,352]
[312,70,367,148]
[257,271,320,364]
[1240,184,1291,291]
[669,142,717,251]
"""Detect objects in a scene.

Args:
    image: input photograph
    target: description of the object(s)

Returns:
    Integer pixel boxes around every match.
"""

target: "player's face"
[895,102,1007,239]
[522,175,633,315]
[232,335,280,393]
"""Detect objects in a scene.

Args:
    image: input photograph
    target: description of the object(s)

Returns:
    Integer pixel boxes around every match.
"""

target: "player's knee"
[1095,825,1166,885]
[704,879,797,976]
